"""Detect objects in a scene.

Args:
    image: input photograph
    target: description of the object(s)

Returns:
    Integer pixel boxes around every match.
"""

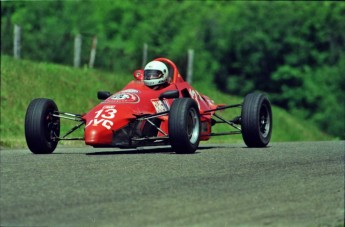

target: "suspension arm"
[52,111,83,122]
[203,103,242,114]
[61,121,85,139]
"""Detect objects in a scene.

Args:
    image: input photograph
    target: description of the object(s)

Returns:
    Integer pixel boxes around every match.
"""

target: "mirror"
[98,91,111,100]
[133,69,144,80]
[159,90,179,100]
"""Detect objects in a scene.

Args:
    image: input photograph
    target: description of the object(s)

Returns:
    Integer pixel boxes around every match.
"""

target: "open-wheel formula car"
[25,58,272,154]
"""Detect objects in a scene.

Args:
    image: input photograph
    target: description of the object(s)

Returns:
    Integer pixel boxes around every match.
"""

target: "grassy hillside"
[0,56,332,148]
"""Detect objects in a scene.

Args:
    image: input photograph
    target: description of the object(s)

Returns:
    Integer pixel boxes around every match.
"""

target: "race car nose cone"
[84,127,112,146]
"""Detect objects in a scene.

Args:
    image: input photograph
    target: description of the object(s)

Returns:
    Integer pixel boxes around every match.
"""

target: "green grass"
[0,55,332,148]
[1,56,128,148]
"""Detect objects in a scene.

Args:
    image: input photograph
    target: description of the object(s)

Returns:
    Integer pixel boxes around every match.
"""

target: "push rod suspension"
[203,103,242,114]
[61,121,85,139]
[213,113,242,131]
[136,111,169,120]
[52,112,83,122]
[146,118,167,136]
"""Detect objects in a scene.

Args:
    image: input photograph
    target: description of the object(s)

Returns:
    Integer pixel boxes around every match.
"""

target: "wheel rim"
[187,108,199,144]
[259,103,271,138]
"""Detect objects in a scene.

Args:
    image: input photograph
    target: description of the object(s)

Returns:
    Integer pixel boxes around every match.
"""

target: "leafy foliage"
[1,1,344,138]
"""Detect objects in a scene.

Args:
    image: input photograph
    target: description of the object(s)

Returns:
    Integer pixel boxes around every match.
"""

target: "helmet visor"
[144,70,163,80]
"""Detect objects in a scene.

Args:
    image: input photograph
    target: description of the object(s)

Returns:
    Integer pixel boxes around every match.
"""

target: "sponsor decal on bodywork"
[105,92,140,104]
[189,88,203,109]
[151,99,169,113]
[121,89,140,93]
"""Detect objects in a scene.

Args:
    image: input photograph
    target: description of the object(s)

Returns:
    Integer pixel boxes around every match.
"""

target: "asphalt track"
[0,141,344,226]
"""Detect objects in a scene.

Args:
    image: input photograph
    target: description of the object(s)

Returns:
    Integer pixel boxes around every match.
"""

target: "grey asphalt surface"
[0,141,344,227]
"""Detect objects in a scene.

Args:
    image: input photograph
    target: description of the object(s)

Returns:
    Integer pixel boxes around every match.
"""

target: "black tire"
[241,93,272,147]
[25,98,60,154]
[168,98,201,154]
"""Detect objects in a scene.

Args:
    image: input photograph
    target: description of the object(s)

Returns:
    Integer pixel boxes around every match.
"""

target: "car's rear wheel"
[25,98,60,154]
[169,98,200,154]
[241,93,272,147]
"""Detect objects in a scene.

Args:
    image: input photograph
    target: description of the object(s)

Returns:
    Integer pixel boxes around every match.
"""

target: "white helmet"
[144,61,169,87]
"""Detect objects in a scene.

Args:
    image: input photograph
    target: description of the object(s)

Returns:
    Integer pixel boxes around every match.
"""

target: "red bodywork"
[82,58,219,148]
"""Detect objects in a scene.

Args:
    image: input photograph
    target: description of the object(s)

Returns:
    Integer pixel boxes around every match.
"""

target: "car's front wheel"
[168,98,200,154]
[25,98,60,154]
[241,93,272,147]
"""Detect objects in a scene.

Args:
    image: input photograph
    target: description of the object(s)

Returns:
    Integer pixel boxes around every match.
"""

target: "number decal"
[95,108,117,119]
[87,108,117,130]
[102,109,117,119]
[94,110,103,119]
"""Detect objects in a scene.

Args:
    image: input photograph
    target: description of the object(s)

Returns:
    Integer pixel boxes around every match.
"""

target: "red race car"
[25,58,272,154]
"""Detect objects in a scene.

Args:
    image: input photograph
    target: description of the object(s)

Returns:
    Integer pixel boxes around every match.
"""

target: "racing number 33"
[86,108,117,130]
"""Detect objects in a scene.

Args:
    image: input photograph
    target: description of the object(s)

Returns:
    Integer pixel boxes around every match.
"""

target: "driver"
[143,61,169,89]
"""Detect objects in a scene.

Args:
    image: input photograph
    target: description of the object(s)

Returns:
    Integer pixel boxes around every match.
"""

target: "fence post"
[186,49,194,84]
[74,34,82,68]
[89,36,97,68]
[142,43,148,68]
[13,24,21,59]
